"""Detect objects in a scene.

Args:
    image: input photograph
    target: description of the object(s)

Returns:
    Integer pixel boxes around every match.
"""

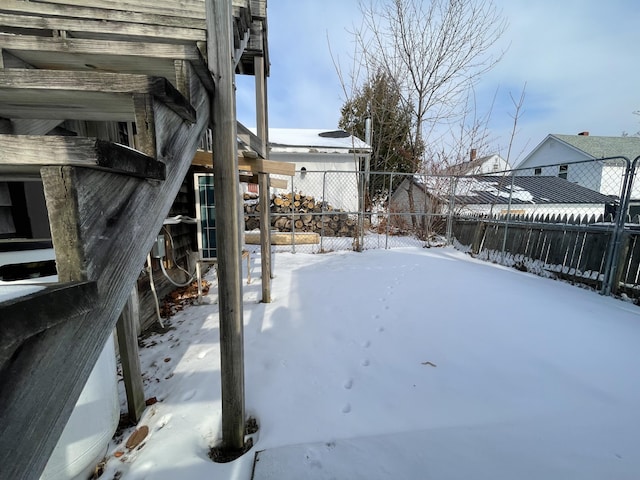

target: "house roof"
[551,134,640,161]
[454,175,616,205]
[442,154,505,175]
[414,175,616,205]
[259,128,371,152]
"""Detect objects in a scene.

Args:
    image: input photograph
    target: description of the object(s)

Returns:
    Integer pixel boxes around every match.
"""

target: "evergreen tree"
[339,70,419,198]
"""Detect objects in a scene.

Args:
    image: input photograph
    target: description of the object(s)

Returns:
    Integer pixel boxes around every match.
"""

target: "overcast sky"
[236,0,640,165]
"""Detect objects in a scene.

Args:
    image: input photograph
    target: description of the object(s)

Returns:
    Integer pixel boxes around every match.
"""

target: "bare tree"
[505,82,527,165]
[351,0,506,231]
[356,0,506,163]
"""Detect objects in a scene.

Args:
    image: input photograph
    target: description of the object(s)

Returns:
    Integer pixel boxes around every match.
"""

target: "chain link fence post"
[446,175,456,245]
[602,157,634,295]
[500,174,516,263]
[385,172,393,249]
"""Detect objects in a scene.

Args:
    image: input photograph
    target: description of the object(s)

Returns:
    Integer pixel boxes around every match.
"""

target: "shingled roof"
[452,175,616,205]
[551,134,640,161]
[411,175,617,205]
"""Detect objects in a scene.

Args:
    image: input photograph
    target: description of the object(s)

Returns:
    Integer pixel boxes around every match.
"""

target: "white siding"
[270,152,360,212]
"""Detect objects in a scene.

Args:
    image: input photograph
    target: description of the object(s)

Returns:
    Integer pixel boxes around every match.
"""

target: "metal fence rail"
[243,156,640,299]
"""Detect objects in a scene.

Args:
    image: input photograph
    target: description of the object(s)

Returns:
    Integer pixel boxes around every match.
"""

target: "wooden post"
[115,287,146,423]
[258,172,271,302]
[205,0,245,451]
[255,54,272,302]
[132,94,156,158]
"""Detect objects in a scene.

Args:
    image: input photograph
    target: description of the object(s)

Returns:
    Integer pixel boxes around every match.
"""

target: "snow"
[0,248,54,301]
[251,128,371,152]
[101,245,640,479]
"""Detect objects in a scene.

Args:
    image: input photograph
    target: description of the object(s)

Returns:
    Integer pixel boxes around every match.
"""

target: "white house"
[263,128,371,213]
[443,151,511,175]
[516,133,640,200]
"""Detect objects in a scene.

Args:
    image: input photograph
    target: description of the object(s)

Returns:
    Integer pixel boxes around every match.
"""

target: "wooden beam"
[237,157,296,176]
[0,69,196,123]
[206,0,246,452]
[0,35,215,93]
[0,12,206,43]
[0,1,207,29]
[116,288,146,423]
[192,149,294,179]
[0,281,97,370]
[255,54,271,302]
[237,121,265,158]
[244,231,320,245]
[0,57,210,480]
[21,0,208,18]
[238,173,287,189]
[0,135,165,180]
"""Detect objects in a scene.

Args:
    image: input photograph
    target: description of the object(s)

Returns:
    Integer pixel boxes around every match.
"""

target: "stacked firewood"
[243,192,358,237]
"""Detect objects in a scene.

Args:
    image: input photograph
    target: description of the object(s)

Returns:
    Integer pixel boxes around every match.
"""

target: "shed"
[264,128,371,213]
[391,174,617,223]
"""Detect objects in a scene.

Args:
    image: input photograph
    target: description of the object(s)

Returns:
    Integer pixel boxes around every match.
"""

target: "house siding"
[270,152,361,212]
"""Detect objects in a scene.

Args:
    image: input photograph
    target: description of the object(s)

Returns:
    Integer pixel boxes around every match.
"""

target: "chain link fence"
[243,157,640,299]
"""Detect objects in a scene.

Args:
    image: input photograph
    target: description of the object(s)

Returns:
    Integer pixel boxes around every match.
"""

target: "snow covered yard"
[101,246,640,479]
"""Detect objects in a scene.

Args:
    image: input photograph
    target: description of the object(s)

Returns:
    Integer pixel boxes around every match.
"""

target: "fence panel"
[239,157,640,298]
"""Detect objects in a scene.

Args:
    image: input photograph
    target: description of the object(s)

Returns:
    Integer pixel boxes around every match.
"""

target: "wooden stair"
[0,1,267,478]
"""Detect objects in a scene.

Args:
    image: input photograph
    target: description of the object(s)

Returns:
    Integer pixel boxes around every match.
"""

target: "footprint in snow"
[361,359,370,367]
[361,340,371,348]
[181,390,196,401]
[343,379,353,390]
[377,326,385,333]
[342,404,351,414]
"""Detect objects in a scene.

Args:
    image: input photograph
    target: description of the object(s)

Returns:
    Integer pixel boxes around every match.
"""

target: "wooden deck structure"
[0,1,269,478]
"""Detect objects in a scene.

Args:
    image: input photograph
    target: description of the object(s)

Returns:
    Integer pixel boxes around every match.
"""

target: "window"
[559,164,568,180]
[534,167,542,176]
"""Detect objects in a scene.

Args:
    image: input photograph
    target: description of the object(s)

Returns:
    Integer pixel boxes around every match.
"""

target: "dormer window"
[559,164,568,180]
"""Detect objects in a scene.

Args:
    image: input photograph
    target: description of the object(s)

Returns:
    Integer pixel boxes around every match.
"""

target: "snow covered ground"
[101,245,640,479]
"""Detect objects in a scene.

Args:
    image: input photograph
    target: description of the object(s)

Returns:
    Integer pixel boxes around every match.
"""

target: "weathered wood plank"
[0,0,207,29]
[29,0,208,19]
[244,231,321,245]
[237,157,295,176]
[0,57,210,480]
[0,135,165,180]
[193,150,291,187]
[249,0,266,19]
[206,0,246,452]
[238,173,287,189]
[0,35,214,92]
[0,281,97,370]
[237,121,266,158]
[0,69,195,122]
[116,288,146,423]
[0,12,206,43]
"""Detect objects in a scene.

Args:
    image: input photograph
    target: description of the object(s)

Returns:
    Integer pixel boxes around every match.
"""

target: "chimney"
[470,148,477,162]
[578,131,589,136]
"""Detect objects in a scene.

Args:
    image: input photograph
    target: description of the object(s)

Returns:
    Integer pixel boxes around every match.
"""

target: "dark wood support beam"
[0,281,97,370]
[116,287,146,423]
[0,69,195,123]
[0,135,165,180]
